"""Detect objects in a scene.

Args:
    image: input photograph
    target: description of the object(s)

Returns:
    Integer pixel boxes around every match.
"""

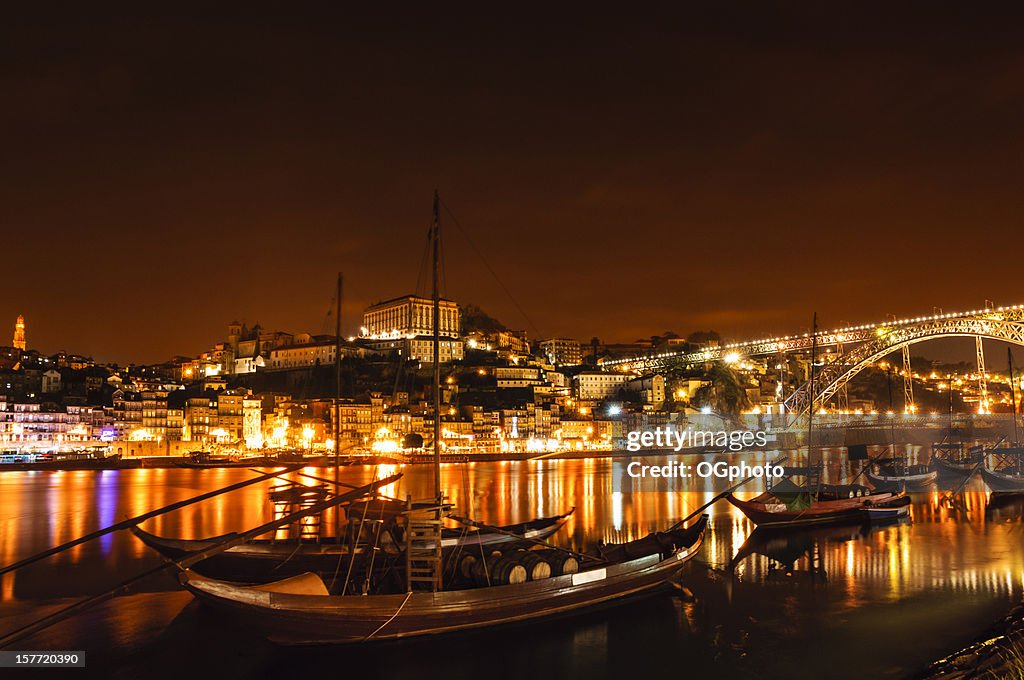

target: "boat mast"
[886,362,899,470]
[431,191,442,503]
[335,271,343,541]
[948,370,954,442]
[1009,347,1020,447]
[807,312,817,499]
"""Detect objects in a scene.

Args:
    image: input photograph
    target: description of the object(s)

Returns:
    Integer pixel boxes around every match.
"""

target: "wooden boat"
[131,509,575,582]
[980,446,1024,492]
[863,494,911,522]
[980,466,1024,492]
[864,460,937,491]
[930,443,984,480]
[178,514,708,644]
[727,478,907,529]
[0,452,123,472]
[175,451,277,468]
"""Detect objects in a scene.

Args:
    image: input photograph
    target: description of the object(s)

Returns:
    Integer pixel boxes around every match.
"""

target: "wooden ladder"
[404,495,443,592]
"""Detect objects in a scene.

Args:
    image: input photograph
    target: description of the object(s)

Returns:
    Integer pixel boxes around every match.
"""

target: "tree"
[693,361,750,417]
[686,330,721,346]
[460,304,507,334]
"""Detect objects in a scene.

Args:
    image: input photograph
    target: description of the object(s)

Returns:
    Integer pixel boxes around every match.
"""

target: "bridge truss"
[601,304,1024,417]
[784,309,1024,416]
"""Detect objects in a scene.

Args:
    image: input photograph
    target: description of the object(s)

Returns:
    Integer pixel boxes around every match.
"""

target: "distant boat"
[864,459,937,491]
[176,451,274,468]
[930,443,984,480]
[863,495,911,522]
[0,450,122,471]
[979,447,1024,493]
[727,479,906,529]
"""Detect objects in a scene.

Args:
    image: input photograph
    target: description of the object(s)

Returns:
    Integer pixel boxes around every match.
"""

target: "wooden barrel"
[534,549,579,576]
[470,556,527,586]
[459,553,478,579]
[508,550,551,581]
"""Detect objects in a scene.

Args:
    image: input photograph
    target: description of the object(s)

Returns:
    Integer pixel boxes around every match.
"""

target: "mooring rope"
[364,591,414,640]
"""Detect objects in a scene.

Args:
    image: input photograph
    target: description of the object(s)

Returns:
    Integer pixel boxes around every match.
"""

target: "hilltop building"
[12,315,25,351]
[361,295,464,363]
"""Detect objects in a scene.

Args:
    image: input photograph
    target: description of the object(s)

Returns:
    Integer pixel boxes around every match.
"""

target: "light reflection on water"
[0,451,1021,679]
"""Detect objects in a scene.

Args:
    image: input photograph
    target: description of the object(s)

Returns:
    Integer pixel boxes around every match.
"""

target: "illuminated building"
[243,394,262,448]
[266,340,339,371]
[624,374,666,406]
[362,336,463,363]
[466,330,530,354]
[112,390,143,440]
[183,396,217,442]
[573,371,631,400]
[361,295,460,339]
[0,397,96,445]
[12,315,25,351]
[141,388,186,441]
[540,338,583,366]
[41,369,61,394]
[359,295,465,363]
[495,366,544,388]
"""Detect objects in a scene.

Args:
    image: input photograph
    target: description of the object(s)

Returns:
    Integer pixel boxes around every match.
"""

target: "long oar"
[0,473,402,649]
[445,512,594,563]
[288,469,403,503]
[667,455,789,531]
[0,464,306,577]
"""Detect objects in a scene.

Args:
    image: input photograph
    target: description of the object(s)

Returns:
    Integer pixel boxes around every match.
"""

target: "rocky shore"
[917,602,1024,679]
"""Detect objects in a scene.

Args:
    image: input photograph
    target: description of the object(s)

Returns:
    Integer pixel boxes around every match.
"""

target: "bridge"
[601,303,1024,417]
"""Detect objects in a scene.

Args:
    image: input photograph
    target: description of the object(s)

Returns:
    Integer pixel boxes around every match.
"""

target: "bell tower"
[12,315,26,351]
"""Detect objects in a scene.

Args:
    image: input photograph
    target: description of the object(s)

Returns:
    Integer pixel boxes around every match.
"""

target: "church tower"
[12,315,25,350]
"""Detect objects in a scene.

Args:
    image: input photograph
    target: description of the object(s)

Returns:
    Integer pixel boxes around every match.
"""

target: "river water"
[1,449,1022,679]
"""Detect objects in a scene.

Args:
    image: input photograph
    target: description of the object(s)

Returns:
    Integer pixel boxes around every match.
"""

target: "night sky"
[3,5,1023,364]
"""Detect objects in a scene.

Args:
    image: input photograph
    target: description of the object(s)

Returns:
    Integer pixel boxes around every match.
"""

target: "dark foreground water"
[1,449,1022,680]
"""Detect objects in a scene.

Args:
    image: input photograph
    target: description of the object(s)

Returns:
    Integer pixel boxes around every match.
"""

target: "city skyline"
[4,6,1024,363]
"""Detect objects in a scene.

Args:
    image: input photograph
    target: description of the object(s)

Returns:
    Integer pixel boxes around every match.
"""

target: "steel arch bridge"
[784,308,1024,416]
[601,304,1024,416]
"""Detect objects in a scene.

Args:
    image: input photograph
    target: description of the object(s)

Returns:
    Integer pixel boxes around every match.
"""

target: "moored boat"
[863,494,911,522]
[980,446,1024,493]
[864,461,937,491]
[930,443,984,480]
[178,513,708,644]
[131,509,575,582]
[980,465,1024,492]
[727,486,905,529]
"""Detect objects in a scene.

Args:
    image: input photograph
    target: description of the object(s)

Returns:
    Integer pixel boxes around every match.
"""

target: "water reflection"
[0,454,1022,679]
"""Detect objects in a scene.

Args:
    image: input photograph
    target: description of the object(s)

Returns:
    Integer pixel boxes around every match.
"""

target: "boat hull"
[930,455,979,479]
[864,468,937,491]
[980,467,1024,492]
[179,516,708,644]
[727,492,901,529]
